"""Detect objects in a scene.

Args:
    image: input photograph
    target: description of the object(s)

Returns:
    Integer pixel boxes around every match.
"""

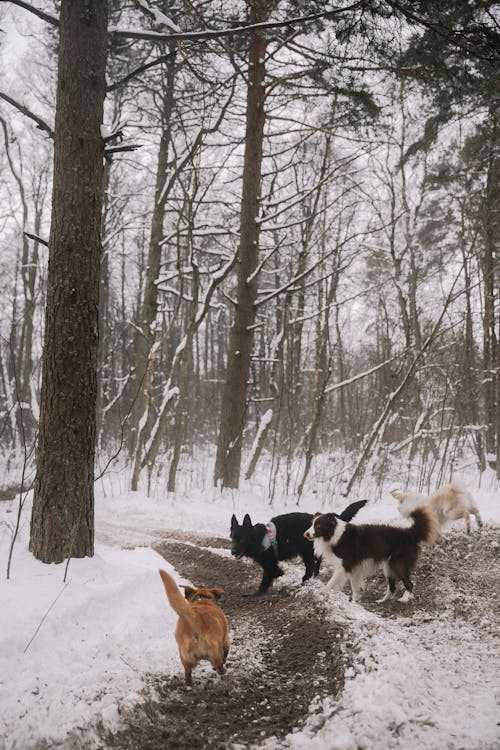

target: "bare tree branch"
[24,231,48,247]
[0,91,54,138]
[107,51,177,92]
[5,0,58,27]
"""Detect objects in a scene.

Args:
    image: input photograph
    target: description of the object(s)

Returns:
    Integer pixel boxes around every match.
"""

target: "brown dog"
[159,569,230,686]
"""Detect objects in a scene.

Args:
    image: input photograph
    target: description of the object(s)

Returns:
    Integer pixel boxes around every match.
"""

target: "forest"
[0,0,498,564]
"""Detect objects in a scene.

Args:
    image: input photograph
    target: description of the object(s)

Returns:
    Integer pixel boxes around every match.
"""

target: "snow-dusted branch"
[324,351,407,395]
[132,0,181,33]
[109,3,365,44]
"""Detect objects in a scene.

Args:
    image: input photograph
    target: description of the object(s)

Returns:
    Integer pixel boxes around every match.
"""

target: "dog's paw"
[399,590,414,602]
[242,591,265,598]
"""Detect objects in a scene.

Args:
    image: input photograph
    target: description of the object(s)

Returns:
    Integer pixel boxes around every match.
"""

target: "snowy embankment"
[0,474,499,749]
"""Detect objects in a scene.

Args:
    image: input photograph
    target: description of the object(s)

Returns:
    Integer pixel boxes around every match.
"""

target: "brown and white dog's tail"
[159,569,198,631]
[409,506,440,546]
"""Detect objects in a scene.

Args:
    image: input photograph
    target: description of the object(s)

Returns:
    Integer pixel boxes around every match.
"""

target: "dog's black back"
[230,499,366,595]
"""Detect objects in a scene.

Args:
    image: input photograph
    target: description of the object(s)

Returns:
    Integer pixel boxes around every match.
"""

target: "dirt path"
[100,534,350,749]
[97,526,499,750]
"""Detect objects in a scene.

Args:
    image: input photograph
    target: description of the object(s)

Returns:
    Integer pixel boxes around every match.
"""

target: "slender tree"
[213,0,268,488]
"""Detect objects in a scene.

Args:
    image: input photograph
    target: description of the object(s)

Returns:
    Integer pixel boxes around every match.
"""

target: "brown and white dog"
[304,507,439,603]
[159,569,230,686]
[392,479,482,533]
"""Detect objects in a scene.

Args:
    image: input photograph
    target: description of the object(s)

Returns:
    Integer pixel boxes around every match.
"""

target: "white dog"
[392,479,482,533]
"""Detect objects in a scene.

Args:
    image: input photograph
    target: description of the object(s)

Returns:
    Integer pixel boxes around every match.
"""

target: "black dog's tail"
[338,499,367,522]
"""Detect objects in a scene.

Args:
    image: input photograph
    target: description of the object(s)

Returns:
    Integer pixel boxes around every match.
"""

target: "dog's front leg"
[326,566,348,591]
[349,570,365,602]
[243,567,275,596]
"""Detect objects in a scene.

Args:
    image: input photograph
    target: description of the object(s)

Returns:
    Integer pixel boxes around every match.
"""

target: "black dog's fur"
[230,500,367,595]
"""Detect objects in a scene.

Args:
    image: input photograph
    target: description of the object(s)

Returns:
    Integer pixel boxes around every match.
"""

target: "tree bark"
[481,105,499,465]
[213,0,267,489]
[30,0,108,564]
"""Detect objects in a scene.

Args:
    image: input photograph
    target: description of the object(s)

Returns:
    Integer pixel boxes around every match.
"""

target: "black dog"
[230,500,367,596]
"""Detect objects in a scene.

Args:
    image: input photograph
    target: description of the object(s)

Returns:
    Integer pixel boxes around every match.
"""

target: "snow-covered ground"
[1,467,499,750]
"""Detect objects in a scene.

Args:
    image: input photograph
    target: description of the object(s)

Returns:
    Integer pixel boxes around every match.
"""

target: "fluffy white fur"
[392,479,482,533]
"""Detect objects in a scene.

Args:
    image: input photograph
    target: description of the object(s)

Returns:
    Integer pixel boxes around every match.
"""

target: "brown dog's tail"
[159,569,197,631]
[409,506,440,546]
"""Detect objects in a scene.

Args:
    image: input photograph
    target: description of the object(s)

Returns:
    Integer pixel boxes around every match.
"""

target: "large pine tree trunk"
[213,0,267,489]
[29,0,108,564]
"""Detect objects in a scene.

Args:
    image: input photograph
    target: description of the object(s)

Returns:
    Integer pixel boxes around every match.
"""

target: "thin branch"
[0,91,54,139]
[5,0,59,27]
[107,51,177,92]
[324,350,409,395]
[24,231,48,247]
[23,581,71,653]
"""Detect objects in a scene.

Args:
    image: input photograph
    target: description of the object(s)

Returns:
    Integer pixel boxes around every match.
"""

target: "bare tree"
[213,0,268,489]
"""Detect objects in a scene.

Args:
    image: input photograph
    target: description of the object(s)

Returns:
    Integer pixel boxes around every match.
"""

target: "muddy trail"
[99,534,349,750]
[96,526,499,750]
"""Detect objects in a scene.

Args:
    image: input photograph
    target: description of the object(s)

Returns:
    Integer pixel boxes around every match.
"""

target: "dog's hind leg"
[390,560,414,602]
[182,661,194,687]
[398,573,414,601]
[376,571,396,603]
[471,505,482,529]
[211,648,227,678]
[462,510,471,533]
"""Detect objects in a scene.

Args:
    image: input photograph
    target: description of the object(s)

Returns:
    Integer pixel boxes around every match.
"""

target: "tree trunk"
[29,0,108,564]
[213,0,267,489]
[128,52,177,456]
[481,106,499,466]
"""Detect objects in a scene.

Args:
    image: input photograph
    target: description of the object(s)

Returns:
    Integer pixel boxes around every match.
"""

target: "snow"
[1,472,499,750]
[267,599,499,750]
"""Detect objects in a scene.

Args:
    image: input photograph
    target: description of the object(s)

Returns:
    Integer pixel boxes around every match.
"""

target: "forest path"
[99,532,350,749]
[97,526,500,750]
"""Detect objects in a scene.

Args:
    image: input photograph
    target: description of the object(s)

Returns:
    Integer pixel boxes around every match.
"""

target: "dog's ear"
[210,587,224,600]
[391,490,403,502]
[231,514,238,529]
[243,513,252,527]
[183,586,196,599]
